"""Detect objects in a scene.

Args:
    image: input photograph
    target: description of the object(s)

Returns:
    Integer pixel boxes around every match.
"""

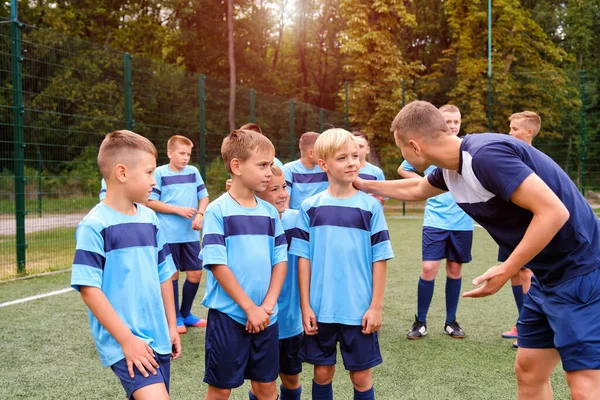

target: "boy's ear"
[308,149,315,159]
[317,158,327,172]
[408,139,422,155]
[115,164,127,183]
[230,158,242,176]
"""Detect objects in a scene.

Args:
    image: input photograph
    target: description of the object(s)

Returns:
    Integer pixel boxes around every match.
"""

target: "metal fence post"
[580,70,586,196]
[124,53,134,130]
[11,0,26,274]
[344,82,349,130]
[319,107,324,133]
[401,78,406,217]
[250,89,256,123]
[289,100,295,160]
[37,150,42,217]
[198,75,207,180]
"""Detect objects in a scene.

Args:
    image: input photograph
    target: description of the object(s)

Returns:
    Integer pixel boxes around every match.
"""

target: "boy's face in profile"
[257,173,287,214]
[168,143,192,171]
[509,118,531,143]
[237,149,275,193]
[319,141,359,184]
[122,150,157,203]
[354,136,370,163]
[442,111,461,136]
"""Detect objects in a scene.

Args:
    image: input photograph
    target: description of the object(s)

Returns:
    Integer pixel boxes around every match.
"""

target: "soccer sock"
[417,278,435,323]
[512,285,524,313]
[445,276,462,323]
[312,380,333,400]
[248,391,258,400]
[172,279,182,319]
[354,386,375,400]
[181,279,200,318]
[280,384,302,400]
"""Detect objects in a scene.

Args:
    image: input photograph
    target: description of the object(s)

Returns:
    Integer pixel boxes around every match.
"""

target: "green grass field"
[0,218,571,399]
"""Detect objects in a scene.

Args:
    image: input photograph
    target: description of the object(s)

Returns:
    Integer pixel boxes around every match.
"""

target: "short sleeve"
[149,169,163,201]
[156,226,176,282]
[71,223,105,291]
[99,179,106,201]
[200,206,227,269]
[195,169,209,200]
[283,164,293,196]
[376,167,385,181]
[471,144,534,201]
[272,216,287,266]
[426,168,449,191]
[289,205,310,260]
[401,160,416,172]
[370,205,394,262]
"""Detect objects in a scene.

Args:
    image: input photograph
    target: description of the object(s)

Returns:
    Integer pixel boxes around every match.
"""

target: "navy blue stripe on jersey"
[73,249,105,270]
[284,228,297,249]
[371,230,390,246]
[101,223,158,252]
[358,173,377,181]
[275,234,287,247]
[197,184,206,193]
[293,228,310,242]
[161,173,196,186]
[100,189,106,194]
[157,243,171,265]
[152,188,161,196]
[203,234,225,246]
[223,215,275,237]
[307,205,372,231]
[292,172,328,184]
[286,180,293,188]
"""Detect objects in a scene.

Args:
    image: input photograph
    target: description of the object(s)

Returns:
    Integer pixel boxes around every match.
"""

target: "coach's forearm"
[357,177,442,201]
[80,286,134,345]
[262,261,287,311]
[298,257,312,310]
[370,261,387,310]
[210,264,257,313]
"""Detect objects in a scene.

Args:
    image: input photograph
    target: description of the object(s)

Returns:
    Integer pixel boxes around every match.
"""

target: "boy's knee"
[186,270,202,283]
[349,369,373,391]
[445,261,462,278]
[314,365,335,385]
[251,381,277,399]
[206,386,231,400]
[279,373,301,390]
[421,262,440,280]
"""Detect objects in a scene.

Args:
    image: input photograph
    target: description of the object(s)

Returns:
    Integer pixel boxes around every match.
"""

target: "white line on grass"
[0,287,74,308]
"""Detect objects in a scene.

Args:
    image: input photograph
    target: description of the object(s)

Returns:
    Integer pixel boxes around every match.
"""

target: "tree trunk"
[227,0,236,132]
[271,0,287,72]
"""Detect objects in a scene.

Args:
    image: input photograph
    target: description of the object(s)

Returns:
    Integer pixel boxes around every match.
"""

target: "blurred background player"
[398,104,474,340]
[353,131,386,205]
[147,135,209,334]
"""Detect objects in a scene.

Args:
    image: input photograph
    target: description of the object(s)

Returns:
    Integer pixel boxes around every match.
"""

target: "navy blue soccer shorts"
[111,351,170,399]
[422,227,473,263]
[299,323,382,371]
[168,242,202,271]
[279,333,303,375]
[518,267,600,371]
[204,309,279,389]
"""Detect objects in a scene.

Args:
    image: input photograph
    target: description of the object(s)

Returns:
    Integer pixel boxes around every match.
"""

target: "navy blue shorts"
[422,227,473,263]
[299,323,382,371]
[111,351,170,399]
[518,268,600,371]
[204,309,279,389]
[168,242,202,271]
[279,333,303,375]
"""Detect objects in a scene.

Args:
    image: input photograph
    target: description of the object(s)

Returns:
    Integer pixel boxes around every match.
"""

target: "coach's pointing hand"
[463,265,511,298]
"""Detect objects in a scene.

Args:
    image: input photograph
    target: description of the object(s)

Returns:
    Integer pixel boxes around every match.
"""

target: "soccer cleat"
[183,313,207,328]
[444,320,466,338]
[176,317,188,334]
[502,325,518,339]
[512,340,519,348]
[407,316,427,340]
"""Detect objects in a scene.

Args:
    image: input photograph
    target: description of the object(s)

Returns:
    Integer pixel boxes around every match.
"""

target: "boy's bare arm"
[355,176,444,201]
[80,286,158,378]
[192,197,210,230]
[147,200,196,218]
[210,264,270,332]
[160,280,181,360]
[261,261,287,312]
[298,257,317,335]
[362,260,386,334]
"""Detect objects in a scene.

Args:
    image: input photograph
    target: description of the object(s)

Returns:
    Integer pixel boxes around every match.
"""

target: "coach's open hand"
[463,265,511,298]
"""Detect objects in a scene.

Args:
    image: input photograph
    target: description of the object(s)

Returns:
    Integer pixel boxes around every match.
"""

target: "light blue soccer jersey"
[279,209,303,339]
[201,194,287,326]
[359,162,385,181]
[283,160,329,210]
[99,179,106,201]
[401,161,473,231]
[289,190,394,325]
[149,164,209,243]
[71,203,176,368]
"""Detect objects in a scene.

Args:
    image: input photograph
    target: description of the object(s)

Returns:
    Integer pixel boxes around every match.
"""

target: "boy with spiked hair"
[72,130,180,399]
[290,128,394,400]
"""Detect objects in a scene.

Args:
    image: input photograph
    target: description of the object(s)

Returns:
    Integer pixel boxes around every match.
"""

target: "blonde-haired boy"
[72,130,180,399]
[200,129,287,400]
[508,111,541,146]
[290,128,394,400]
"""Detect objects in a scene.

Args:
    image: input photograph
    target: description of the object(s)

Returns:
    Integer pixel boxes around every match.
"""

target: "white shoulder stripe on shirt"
[442,151,495,204]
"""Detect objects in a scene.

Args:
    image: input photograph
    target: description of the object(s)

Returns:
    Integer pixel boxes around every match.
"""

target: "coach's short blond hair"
[299,132,320,153]
[167,135,193,150]
[314,128,357,160]
[509,111,541,136]
[221,129,275,174]
[390,100,449,144]
[98,130,157,179]
[439,104,460,114]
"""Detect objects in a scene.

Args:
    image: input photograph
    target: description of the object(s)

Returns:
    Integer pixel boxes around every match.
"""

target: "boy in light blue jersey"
[283,132,328,209]
[147,135,209,334]
[99,178,107,200]
[201,129,287,400]
[71,130,180,399]
[397,105,474,340]
[353,131,386,205]
[256,165,303,400]
[290,129,394,400]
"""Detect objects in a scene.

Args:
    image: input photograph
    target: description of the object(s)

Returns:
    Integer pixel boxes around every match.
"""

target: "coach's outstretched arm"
[354,176,445,201]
